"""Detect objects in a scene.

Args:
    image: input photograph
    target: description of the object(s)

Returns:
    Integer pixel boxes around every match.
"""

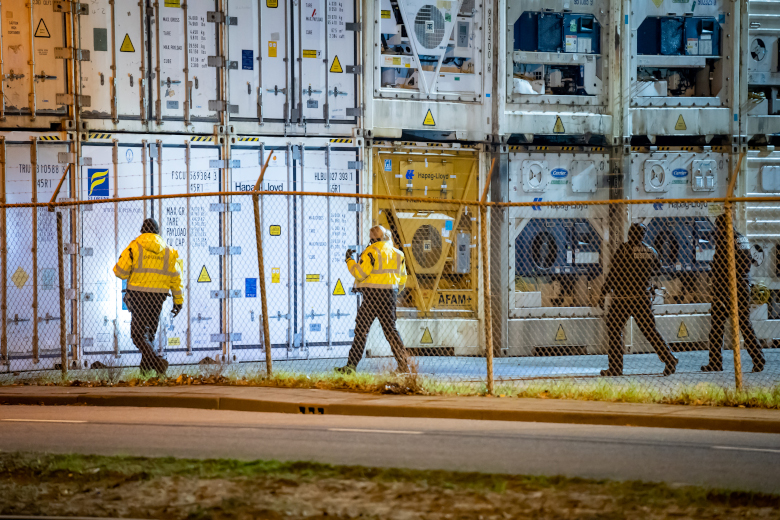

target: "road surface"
[0,405,778,492]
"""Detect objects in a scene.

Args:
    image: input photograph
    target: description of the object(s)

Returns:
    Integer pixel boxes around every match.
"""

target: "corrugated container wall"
[743,0,780,141]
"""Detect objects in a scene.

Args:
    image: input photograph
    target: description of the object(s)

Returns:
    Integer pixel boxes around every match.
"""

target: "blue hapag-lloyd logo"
[406,169,414,180]
[532,197,542,210]
[672,168,688,178]
[551,168,568,178]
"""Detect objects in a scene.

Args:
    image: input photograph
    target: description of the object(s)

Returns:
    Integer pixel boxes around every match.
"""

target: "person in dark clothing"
[114,218,184,375]
[599,223,678,376]
[703,213,765,372]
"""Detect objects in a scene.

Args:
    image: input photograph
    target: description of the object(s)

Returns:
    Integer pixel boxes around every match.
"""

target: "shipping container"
[72,133,365,370]
[496,0,621,143]
[1,133,75,372]
[0,0,71,127]
[491,146,612,356]
[366,140,484,357]
[363,0,492,141]
[742,147,780,346]
[743,0,780,140]
[624,0,741,142]
[77,0,361,136]
[624,146,733,352]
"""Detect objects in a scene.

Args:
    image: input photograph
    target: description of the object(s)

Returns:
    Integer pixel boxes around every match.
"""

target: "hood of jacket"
[136,233,167,254]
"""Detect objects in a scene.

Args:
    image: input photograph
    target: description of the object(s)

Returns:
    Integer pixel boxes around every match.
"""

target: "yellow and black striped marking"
[38,135,61,141]
[190,136,214,142]
[330,138,353,143]
[238,137,260,142]
[88,133,112,140]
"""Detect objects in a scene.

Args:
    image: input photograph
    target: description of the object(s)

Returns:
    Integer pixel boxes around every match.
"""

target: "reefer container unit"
[497,0,621,143]
[363,0,492,141]
[741,147,780,347]
[503,146,611,356]
[743,0,780,140]
[77,0,361,136]
[625,146,733,353]
[0,132,77,372]
[366,140,484,357]
[0,0,74,129]
[623,0,741,142]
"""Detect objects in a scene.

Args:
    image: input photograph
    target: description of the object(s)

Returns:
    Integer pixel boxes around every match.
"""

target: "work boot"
[156,358,169,376]
[663,357,678,376]
[700,362,722,373]
[334,365,356,375]
[600,367,622,377]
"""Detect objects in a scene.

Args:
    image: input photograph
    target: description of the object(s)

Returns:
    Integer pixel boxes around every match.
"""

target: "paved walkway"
[0,385,778,433]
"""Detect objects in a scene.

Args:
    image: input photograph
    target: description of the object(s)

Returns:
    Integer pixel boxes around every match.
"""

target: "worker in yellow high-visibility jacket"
[336,225,409,374]
[114,218,184,376]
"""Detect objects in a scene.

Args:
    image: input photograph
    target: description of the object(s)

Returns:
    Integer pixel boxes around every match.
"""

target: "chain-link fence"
[0,165,778,397]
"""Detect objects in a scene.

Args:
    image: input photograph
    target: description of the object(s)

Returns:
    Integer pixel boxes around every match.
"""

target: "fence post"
[253,151,274,377]
[253,193,273,377]
[56,211,67,377]
[724,153,745,391]
[480,159,497,395]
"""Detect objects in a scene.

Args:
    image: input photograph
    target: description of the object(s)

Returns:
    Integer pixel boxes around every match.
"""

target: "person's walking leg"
[604,299,629,375]
[376,289,409,371]
[341,290,378,370]
[633,297,677,374]
[704,298,727,371]
[738,283,765,372]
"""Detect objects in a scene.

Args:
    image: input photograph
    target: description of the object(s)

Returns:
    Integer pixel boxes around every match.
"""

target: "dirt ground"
[0,454,778,520]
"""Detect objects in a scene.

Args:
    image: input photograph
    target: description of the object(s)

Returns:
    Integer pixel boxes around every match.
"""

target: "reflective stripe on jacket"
[113,233,184,304]
[346,240,407,290]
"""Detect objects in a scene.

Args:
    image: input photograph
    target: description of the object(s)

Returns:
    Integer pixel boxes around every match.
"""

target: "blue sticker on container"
[445,221,453,231]
[310,323,321,332]
[245,277,257,298]
[384,159,392,171]
[242,49,253,70]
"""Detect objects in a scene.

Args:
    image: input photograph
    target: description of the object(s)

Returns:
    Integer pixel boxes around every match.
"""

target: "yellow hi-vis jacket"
[346,240,407,290]
[113,233,184,304]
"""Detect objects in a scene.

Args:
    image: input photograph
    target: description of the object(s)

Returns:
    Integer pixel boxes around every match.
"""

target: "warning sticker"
[330,55,343,73]
[11,267,29,289]
[306,274,321,282]
[381,9,391,18]
[271,267,280,284]
[555,324,567,341]
[168,337,181,346]
[164,0,181,6]
[675,115,687,131]
[553,116,565,134]
[302,49,318,58]
[34,19,50,38]
[267,0,278,7]
[268,41,277,58]
[333,279,346,295]
[197,265,211,283]
[677,322,689,338]
[651,0,663,7]
[120,34,135,53]
[269,225,281,236]
[420,327,434,344]
[422,109,435,126]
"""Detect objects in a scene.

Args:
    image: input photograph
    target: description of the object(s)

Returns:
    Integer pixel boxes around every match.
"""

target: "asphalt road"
[0,405,778,493]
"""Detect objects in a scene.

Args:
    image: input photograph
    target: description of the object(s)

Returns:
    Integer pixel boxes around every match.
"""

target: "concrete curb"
[1,392,779,434]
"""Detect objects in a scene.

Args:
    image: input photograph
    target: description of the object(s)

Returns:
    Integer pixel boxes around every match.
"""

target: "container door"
[1,0,69,117]
[5,142,70,368]
[79,1,115,119]
[158,143,223,363]
[293,0,357,123]
[297,145,360,359]
[79,143,148,366]
[152,0,219,122]
[227,144,293,361]
[226,0,260,120]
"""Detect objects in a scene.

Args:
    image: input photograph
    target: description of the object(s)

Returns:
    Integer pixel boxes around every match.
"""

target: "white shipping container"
[0,0,69,121]
[744,0,780,138]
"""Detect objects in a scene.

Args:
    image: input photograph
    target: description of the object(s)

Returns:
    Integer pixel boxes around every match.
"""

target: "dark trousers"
[126,290,168,373]
[707,283,764,368]
[606,295,676,373]
[347,288,408,370]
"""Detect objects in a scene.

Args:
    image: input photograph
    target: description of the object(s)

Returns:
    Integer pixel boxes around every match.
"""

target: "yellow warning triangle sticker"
[333,279,346,295]
[675,115,687,131]
[553,116,565,134]
[420,327,433,344]
[651,0,663,7]
[330,55,343,73]
[422,109,435,126]
[677,321,689,338]
[555,324,567,341]
[34,18,50,38]
[120,34,135,53]
[197,265,211,283]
